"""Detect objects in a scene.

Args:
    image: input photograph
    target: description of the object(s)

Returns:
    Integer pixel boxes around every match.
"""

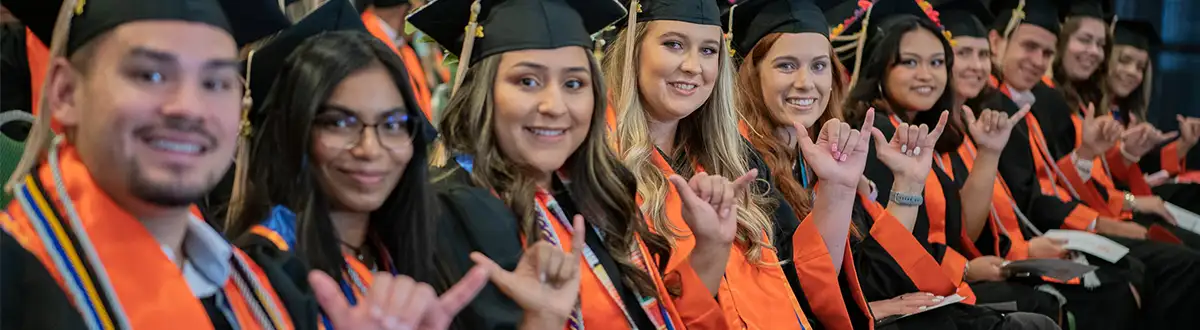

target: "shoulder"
[241,205,299,252]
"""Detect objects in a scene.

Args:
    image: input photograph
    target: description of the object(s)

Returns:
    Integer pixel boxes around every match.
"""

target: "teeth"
[530,129,566,136]
[151,140,201,153]
[915,87,932,93]
[787,98,816,106]
[670,83,697,91]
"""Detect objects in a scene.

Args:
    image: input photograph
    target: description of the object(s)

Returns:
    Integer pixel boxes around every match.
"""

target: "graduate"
[221,1,489,329]
[602,0,812,328]
[724,0,875,328]
[409,0,727,328]
[0,0,480,329]
[1105,20,1200,213]
[938,1,1151,329]
[988,0,1200,327]
[360,0,435,120]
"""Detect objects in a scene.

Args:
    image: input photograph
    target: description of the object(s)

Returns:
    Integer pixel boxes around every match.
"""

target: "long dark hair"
[844,15,962,153]
[227,31,436,282]
[1110,45,1153,124]
[437,52,670,299]
[1053,17,1113,115]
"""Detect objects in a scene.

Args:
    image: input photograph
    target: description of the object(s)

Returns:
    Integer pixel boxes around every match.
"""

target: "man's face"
[50,21,240,211]
[993,24,1057,91]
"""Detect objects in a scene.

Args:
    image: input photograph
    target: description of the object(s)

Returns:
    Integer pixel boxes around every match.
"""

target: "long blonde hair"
[602,21,775,264]
[437,53,670,298]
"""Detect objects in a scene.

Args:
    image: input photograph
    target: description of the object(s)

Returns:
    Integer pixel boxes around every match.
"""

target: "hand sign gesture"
[1120,123,1178,159]
[309,264,490,330]
[470,215,586,321]
[870,110,950,183]
[962,104,1031,153]
[1178,115,1200,155]
[1079,103,1125,159]
[667,169,759,246]
[797,109,875,188]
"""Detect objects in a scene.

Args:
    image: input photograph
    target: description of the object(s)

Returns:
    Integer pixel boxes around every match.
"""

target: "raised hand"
[470,215,587,322]
[1028,236,1068,259]
[1120,123,1178,160]
[962,104,1030,153]
[797,109,875,188]
[310,264,489,330]
[1177,115,1200,156]
[1079,103,1124,159]
[868,292,943,319]
[870,110,950,183]
[667,169,759,246]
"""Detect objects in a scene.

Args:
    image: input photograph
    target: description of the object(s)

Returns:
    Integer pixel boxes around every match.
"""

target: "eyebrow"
[128,46,239,70]
[899,52,945,58]
[321,104,409,119]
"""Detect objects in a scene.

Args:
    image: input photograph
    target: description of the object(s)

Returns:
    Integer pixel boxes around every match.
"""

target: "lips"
[138,132,211,156]
[668,81,700,96]
[341,169,387,185]
[911,86,936,96]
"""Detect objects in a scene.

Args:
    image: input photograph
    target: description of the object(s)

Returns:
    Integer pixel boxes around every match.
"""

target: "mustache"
[133,116,218,146]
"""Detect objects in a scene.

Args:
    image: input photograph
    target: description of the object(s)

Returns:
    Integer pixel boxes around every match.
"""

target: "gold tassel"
[848,4,875,90]
[226,50,256,228]
[451,0,483,96]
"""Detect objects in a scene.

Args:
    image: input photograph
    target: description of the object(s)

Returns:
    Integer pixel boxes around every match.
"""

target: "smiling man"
[986,1,1200,328]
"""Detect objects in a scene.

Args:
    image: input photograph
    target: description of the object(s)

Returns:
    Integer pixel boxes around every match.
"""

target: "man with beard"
[0,0,487,329]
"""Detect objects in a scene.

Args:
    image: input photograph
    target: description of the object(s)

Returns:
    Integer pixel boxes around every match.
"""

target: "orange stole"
[26,28,49,116]
[360,11,434,121]
[948,138,1032,261]
[248,225,377,302]
[643,149,811,329]
[0,147,293,330]
[992,80,1100,231]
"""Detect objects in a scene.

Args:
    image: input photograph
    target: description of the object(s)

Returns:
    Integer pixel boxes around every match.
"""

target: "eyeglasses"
[312,111,415,151]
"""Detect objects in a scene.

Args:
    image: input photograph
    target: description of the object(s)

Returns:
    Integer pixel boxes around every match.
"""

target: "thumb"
[795,123,819,155]
[1010,104,1032,125]
[961,105,978,125]
[668,174,705,205]
[437,264,490,317]
[871,127,889,148]
[1083,103,1096,120]
[1160,131,1179,141]
[732,168,759,191]
[309,271,351,318]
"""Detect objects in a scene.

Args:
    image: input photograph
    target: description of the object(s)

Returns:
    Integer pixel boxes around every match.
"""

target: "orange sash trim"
[1160,141,1186,175]
[994,81,1101,230]
[642,148,811,329]
[791,211,874,330]
[360,11,434,121]
[0,146,293,329]
[862,197,968,299]
[1105,147,1153,196]
[26,28,49,116]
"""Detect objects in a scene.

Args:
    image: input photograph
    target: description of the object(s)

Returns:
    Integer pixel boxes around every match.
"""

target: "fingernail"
[832,144,839,153]
[919,306,928,311]
[371,307,384,318]
[722,208,732,218]
[539,272,547,283]
[840,153,848,162]
[833,151,842,159]
[901,145,907,153]
[913,147,921,156]
[933,297,944,302]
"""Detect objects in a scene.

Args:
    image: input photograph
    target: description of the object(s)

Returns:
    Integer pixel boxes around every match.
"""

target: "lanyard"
[456,155,673,330]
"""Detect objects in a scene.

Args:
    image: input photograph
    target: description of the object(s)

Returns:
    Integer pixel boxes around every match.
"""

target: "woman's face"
[884,28,947,112]
[951,36,991,100]
[492,46,595,174]
[1107,45,1149,98]
[757,33,834,129]
[310,64,414,213]
[637,20,723,122]
[1062,17,1107,81]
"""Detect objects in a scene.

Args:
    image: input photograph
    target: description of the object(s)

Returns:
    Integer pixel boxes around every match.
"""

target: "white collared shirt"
[1006,85,1037,109]
[161,217,233,298]
[375,13,405,47]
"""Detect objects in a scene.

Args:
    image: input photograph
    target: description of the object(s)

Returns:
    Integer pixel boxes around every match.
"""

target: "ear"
[46,58,83,127]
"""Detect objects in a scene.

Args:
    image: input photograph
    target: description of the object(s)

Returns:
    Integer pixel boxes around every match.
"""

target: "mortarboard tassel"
[847,4,875,90]
[227,50,257,228]
[450,0,483,96]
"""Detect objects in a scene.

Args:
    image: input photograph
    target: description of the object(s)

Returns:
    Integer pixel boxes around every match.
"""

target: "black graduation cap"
[827,0,932,85]
[934,0,992,38]
[991,0,1067,36]
[218,0,292,47]
[1113,20,1160,52]
[247,0,367,126]
[407,0,626,65]
[373,0,413,8]
[635,0,722,27]
[724,0,830,56]
[4,0,232,56]
[1061,0,1111,21]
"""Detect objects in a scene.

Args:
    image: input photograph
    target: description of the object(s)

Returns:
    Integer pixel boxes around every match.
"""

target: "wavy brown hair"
[437,52,670,298]
[1053,17,1114,115]
[735,33,859,238]
[603,21,776,265]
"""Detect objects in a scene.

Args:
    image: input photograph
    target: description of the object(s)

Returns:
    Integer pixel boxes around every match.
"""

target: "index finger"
[437,264,490,315]
[929,110,949,140]
[1009,104,1032,125]
[569,215,586,259]
[861,108,876,132]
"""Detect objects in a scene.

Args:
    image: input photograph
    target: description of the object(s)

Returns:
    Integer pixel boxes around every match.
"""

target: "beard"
[125,160,221,207]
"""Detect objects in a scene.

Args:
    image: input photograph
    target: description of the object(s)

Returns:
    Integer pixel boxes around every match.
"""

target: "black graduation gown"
[0,229,88,330]
[743,144,872,330]
[430,163,659,330]
[1,22,33,140]
[989,83,1200,329]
